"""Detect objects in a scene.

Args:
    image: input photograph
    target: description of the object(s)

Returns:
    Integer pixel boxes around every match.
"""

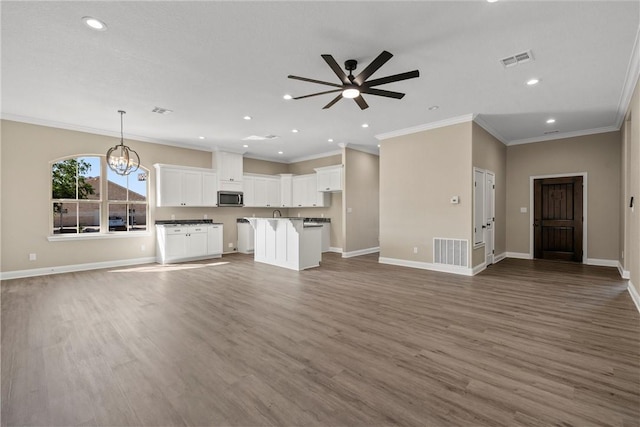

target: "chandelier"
[107,110,140,176]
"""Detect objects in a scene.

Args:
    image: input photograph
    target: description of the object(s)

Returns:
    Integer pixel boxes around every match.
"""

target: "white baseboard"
[618,261,631,279]
[472,262,487,275]
[628,281,640,313]
[585,258,619,267]
[0,257,157,280]
[342,247,379,258]
[506,252,532,259]
[494,252,507,263]
[328,247,343,254]
[378,257,474,276]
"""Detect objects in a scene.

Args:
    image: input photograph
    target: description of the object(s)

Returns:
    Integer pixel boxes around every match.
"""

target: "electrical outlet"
[141,244,146,252]
[347,207,353,214]
[228,242,233,248]
[413,247,418,254]
[29,253,37,261]
[204,214,208,219]
[171,214,176,220]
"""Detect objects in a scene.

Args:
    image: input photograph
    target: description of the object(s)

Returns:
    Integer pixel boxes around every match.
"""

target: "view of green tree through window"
[51,156,148,235]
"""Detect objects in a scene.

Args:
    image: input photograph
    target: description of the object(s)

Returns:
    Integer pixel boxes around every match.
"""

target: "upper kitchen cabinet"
[215,151,243,192]
[279,174,293,208]
[315,165,343,192]
[154,164,217,207]
[292,174,330,208]
[243,174,280,207]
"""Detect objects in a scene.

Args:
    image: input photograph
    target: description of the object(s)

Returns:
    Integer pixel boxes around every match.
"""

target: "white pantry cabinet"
[154,164,217,207]
[315,165,343,192]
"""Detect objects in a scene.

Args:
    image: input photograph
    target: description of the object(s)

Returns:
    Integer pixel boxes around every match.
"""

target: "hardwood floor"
[2,254,639,426]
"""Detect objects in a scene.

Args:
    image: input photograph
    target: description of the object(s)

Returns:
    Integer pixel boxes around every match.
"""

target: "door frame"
[529,172,587,263]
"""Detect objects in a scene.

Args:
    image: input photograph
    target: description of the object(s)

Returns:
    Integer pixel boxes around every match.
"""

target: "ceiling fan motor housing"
[345,59,358,72]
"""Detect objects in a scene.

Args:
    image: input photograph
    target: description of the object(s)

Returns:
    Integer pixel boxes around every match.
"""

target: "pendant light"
[107,110,140,176]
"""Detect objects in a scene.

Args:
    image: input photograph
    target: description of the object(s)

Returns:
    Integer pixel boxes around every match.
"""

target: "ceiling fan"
[288,50,419,110]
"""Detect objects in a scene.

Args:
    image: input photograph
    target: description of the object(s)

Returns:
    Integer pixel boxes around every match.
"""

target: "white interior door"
[485,172,495,265]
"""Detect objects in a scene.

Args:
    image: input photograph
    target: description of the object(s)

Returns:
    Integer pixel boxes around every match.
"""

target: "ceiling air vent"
[242,135,280,141]
[500,50,534,68]
[152,107,173,115]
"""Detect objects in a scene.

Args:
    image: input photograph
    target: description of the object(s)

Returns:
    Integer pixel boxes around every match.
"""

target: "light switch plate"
[520,207,528,213]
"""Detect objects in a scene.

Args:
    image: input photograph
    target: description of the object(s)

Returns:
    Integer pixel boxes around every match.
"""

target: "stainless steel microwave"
[218,191,244,207]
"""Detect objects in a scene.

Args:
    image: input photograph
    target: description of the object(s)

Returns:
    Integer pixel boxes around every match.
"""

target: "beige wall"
[287,154,341,175]
[343,148,379,253]
[621,77,640,295]
[0,120,345,274]
[472,123,507,266]
[379,122,472,263]
[506,131,621,260]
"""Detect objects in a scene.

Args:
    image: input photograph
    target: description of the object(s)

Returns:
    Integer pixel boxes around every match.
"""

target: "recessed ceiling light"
[243,116,252,120]
[328,138,334,142]
[243,144,249,148]
[546,118,556,124]
[198,136,205,140]
[278,151,283,154]
[487,0,498,3]
[362,123,369,128]
[283,94,293,100]
[428,105,439,111]
[377,144,381,148]
[292,129,299,133]
[82,16,107,31]
[527,78,540,86]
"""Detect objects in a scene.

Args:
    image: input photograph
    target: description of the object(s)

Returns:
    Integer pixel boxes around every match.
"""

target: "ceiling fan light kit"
[288,50,419,110]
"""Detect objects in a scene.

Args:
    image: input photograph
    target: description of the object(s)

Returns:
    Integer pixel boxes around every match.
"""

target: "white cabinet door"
[202,172,218,206]
[216,152,243,182]
[265,178,280,207]
[165,231,187,259]
[182,171,203,206]
[253,177,268,207]
[186,227,208,257]
[315,165,343,192]
[157,168,183,207]
[280,174,293,207]
[243,176,255,207]
[207,225,223,255]
[292,175,307,207]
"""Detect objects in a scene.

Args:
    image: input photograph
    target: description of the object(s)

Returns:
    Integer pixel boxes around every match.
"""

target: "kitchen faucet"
[272,209,282,218]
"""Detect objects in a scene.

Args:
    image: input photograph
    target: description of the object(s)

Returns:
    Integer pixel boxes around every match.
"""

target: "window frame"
[48,154,151,241]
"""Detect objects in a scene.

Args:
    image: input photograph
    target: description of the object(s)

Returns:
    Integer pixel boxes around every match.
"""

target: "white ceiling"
[2,1,639,162]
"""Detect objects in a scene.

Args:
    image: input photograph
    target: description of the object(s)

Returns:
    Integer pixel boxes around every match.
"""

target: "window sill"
[47,232,152,242]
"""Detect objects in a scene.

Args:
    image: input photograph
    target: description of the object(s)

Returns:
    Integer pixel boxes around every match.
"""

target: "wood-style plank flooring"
[2,254,639,426]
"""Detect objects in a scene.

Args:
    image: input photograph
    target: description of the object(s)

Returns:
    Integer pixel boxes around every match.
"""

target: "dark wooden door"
[534,176,583,262]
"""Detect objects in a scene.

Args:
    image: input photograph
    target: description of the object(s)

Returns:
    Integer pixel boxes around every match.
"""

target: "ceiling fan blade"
[293,89,342,100]
[322,94,343,109]
[321,54,351,85]
[360,87,405,99]
[364,70,420,87]
[354,95,369,110]
[288,75,343,88]
[353,50,393,86]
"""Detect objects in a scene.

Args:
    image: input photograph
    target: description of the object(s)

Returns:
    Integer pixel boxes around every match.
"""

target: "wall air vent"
[500,50,534,68]
[544,130,559,135]
[152,107,173,115]
[433,238,468,268]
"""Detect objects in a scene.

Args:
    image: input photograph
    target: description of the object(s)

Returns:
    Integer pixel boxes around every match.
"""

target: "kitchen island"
[246,217,322,271]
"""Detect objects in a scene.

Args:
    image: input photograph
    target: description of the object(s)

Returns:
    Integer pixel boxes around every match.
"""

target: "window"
[51,155,148,236]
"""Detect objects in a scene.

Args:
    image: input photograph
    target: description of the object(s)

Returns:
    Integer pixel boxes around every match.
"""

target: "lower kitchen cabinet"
[156,224,223,264]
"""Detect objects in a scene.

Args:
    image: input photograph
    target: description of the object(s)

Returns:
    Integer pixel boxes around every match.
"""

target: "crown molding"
[1,113,211,152]
[374,114,475,141]
[506,125,620,146]
[286,149,343,164]
[344,144,380,156]
[615,24,640,128]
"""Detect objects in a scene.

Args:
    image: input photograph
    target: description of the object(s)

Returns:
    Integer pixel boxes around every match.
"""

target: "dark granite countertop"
[156,219,222,225]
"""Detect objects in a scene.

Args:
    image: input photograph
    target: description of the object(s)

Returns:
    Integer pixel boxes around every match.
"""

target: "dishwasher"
[237,218,254,254]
